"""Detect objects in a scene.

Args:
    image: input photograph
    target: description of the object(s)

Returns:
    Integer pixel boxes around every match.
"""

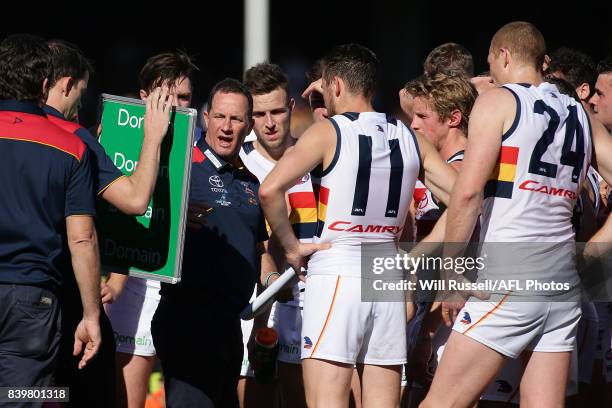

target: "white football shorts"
[106,277,160,357]
[301,274,407,365]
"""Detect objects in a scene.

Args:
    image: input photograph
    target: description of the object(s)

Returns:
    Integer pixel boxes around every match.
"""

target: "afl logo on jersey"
[496,380,512,394]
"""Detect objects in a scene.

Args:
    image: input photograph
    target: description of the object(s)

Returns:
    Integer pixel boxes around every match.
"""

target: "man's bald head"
[490,22,546,70]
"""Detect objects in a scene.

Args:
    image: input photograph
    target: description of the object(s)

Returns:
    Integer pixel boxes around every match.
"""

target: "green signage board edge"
[98,93,195,284]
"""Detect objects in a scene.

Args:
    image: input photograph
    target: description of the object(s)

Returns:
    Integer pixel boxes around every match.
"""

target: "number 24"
[528,100,585,183]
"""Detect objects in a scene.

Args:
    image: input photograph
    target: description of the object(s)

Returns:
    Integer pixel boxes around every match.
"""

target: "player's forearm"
[423,155,457,207]
[69,231,101,320]
[425,177,453,207]
[101,136,162,215]
[260,251,279,286]
[125,137,162,212]
[259,186,300,253]
[445,189,481,243]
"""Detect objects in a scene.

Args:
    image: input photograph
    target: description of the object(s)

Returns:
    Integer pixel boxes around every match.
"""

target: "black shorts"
[152,295,243,408]
[0,284,61,408]
[54,290,116,408]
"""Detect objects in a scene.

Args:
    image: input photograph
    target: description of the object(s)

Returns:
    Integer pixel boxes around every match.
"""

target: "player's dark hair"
[0,34,51,102]
[323,43,378,98]
[424,43,474,77]
[548,47,596,97]
[545,77,580,101]
[597,54,612,75]
[243,63,289,101]
[47,39,94,87]
[139,51,197,93]
[206,78,253,119]
[306,58,326,82]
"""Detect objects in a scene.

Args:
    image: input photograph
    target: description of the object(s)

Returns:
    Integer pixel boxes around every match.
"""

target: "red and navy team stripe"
[315,186,330,237]
[288,191,318,239]
[484,146,519,199]
[0,111,87,161]
[192,146,206,163]
[47,115,82,134]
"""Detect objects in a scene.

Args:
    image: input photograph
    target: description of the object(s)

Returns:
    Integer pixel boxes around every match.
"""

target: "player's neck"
[335,95,374,114]
[505,66,543,86]
[45,91,68,117]
[254,137,294,163]
[439,129,467,161]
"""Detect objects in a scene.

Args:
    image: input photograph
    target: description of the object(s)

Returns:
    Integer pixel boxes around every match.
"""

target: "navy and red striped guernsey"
[0,100,95,287]
[44,105,124,195]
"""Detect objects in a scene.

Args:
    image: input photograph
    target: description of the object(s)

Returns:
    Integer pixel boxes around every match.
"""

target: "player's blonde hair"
[404,73,477,134]
[490,21,546,70]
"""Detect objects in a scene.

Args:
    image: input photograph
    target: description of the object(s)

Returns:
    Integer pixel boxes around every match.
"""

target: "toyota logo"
[209,175,224,188]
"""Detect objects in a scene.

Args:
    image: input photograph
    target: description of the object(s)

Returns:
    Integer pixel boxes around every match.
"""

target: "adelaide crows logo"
[460,312,471,324]
[303,336,313,349]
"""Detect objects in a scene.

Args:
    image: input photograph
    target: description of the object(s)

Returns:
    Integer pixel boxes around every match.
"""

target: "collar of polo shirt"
[198,138,247,172]
[43,104,67,120]
[0,100,47,117]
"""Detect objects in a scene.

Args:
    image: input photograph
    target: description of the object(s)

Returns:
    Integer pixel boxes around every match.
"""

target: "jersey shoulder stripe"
[0,111,87,161]
[321,118,342,177]
[46,114,82,134]
[501,85,522,141]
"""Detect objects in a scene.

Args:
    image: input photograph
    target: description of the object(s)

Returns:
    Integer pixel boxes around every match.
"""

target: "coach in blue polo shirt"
[152,78,270,408]
[0,34,101,396]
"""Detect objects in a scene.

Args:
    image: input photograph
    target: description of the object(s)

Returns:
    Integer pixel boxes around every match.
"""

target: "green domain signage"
[97,94,196,283]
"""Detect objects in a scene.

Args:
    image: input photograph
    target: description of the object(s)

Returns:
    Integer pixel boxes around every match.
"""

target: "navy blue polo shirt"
[162,139,268,316]
[0,100,95,287]
[44,105,124,195]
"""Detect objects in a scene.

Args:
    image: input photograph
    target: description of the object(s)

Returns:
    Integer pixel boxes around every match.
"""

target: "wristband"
[264,272,281,288]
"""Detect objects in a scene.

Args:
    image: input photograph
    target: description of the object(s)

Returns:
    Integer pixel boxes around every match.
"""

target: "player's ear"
[289,97,296,112]
[542,54,551,72]
[139,89,148,101]
[41,77,50,103]
[64,77,75,96]
[334,77,342,97]
[576,83,590,101]
[503,48,512,68]
[448,109,462,128]
[203,110,210,129]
